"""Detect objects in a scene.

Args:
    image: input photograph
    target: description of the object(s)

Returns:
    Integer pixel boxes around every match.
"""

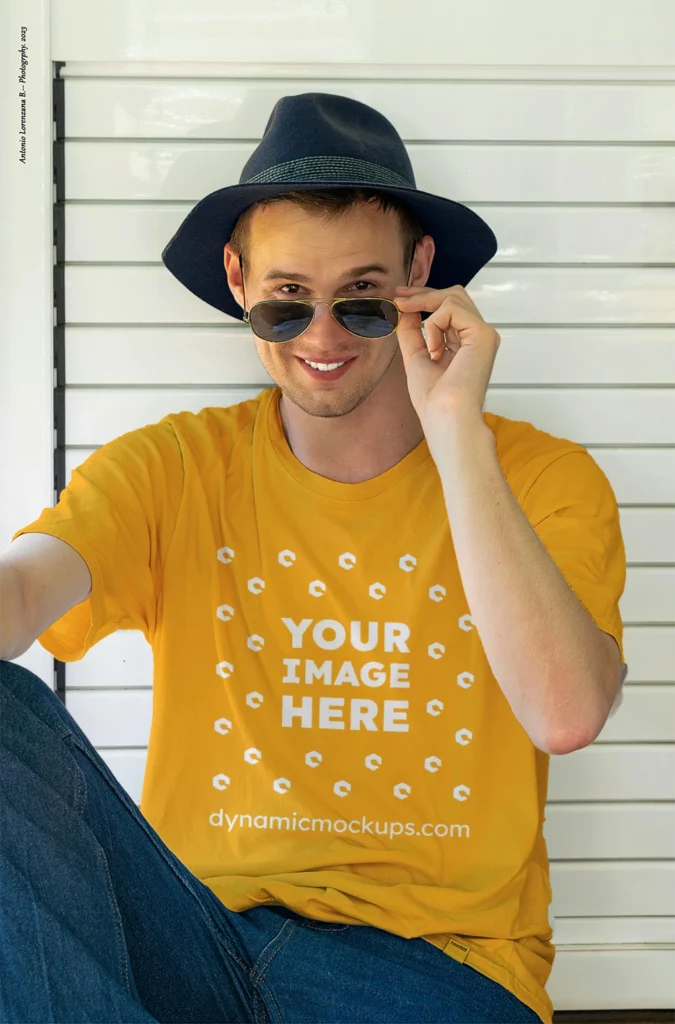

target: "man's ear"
[413,234,435,287]
[224,243,244,309]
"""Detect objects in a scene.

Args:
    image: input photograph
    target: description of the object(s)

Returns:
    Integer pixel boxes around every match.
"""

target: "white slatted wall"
[36,0,675,1012]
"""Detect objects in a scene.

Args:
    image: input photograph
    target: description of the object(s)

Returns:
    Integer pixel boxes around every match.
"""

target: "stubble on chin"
[273,346,400,419]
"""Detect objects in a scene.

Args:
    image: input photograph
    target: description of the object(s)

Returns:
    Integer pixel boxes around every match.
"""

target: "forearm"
[432,415,611,755]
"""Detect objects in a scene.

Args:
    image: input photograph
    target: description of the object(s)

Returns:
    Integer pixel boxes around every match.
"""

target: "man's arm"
[0,534,92,661]
[434,418,624,757]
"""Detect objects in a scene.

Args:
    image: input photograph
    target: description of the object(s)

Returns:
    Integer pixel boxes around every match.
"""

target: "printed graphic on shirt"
[209,539,484,842]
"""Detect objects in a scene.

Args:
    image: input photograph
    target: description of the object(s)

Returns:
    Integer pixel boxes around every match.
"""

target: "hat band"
[243,155,413,189]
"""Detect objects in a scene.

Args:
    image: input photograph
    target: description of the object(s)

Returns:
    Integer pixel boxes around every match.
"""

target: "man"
[0,93,627,1024]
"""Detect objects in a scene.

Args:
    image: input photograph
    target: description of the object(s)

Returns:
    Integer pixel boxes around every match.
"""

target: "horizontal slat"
[65,684,675,751]
[621,626,675,680]
[63,266,675,326]
[63,140,675,202]
[83,730,675,803]
[51,0,675,67]
[57,62,675,83]
[548,746,675,801]
[591,449,675,505]
[619,509,675,563]
[621,569,675,623]
[549,917,675,945]
[546,948,675,1011]
[65,630,154,689]
[63,326,675,387]
[65,387,263,444]
[63,79,675,142]
[65,328,273,384]
[61,623,675,691]
[549,863,675,919]
[63,386,675,446]
[544,802,675,859]
[64,203,675,265]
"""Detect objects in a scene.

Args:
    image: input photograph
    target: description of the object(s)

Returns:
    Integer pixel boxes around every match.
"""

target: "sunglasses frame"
[242,295,403,343]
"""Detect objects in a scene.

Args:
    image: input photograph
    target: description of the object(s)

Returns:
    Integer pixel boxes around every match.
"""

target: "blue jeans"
[0,659,543,1023]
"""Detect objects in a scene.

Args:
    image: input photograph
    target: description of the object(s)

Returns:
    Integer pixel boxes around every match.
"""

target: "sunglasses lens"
[249,301,313,343]
[333,299,399,338]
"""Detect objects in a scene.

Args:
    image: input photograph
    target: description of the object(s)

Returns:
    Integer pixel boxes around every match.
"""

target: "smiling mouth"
[295,356,357,378]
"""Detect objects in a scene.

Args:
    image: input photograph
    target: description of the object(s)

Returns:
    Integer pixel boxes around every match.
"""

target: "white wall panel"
[66,203,675,265]
[63,78,675,141]
[64,387,263,444]
[64,326,675,387]
[63,386,675,446]
[552,864,675,920]
[552,918,675,945]
[621,626,675,681]
[619,509,675,563]
[63,265,675,325]
[65,629,152,689]
[545,802,675,859]
[64,140,675,202]
[549,746,675,801]
[547,949,674,1010]
[51,0,675,66]
[622,569,675,623]
[65,327,271,384]
[592,449,675,505]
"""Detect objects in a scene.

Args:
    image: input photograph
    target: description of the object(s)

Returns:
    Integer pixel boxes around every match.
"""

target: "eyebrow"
[261,263,392,283]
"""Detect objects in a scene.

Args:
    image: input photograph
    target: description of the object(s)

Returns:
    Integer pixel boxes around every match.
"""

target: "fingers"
[424,319,446,361]
[395,286,485,321]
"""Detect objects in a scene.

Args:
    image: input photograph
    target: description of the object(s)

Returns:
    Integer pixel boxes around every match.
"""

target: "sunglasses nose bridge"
[303,299,348,336]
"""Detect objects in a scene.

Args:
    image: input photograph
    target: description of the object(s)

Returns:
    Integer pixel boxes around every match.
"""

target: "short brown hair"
[228,188,426,269]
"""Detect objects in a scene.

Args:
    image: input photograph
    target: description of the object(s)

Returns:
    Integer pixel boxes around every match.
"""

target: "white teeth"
[304,360,347,371]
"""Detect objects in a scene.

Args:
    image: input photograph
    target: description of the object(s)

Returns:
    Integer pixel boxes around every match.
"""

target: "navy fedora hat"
[161,92,498,321]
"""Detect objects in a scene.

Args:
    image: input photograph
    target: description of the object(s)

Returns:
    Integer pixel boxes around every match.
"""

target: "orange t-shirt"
[15,386,628,1024]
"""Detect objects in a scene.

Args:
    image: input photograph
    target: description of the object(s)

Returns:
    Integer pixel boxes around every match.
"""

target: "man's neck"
[277,352,426,484]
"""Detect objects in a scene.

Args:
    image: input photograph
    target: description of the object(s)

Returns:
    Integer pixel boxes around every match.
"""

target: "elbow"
[539,709,603,756]
[542,728,595,756]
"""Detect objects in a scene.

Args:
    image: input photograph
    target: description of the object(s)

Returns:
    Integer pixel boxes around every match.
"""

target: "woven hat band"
[243,155,414,189]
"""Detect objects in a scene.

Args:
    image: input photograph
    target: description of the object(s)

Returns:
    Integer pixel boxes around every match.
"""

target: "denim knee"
[0,658,76,743]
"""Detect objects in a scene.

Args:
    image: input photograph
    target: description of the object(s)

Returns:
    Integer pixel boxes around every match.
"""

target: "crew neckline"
[265,387,432,502]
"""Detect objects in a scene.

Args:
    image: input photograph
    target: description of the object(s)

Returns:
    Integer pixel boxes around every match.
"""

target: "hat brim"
[161,180,498,322]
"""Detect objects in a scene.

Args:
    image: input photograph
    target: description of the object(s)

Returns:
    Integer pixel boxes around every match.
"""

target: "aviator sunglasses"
[240,242,416,344]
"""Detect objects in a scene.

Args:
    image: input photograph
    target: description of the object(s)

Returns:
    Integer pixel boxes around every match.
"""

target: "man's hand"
[394,283,501,436]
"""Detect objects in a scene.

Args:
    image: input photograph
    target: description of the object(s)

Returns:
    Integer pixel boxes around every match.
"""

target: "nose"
[302,301,349,341]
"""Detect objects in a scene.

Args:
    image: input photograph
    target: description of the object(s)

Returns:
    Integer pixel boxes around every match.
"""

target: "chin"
[278,377,378,419]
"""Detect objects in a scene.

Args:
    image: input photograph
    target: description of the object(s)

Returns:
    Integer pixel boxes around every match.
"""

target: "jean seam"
[298,921,349,932]
[93,829,133,998]
[72,764,131,998]
[69,734,252,976]
[250,920,299,1024]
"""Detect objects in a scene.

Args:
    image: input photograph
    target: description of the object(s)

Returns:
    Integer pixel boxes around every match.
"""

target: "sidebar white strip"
[0,0,55,684]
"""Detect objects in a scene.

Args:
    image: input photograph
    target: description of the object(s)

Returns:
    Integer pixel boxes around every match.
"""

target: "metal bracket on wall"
[53,60,66,704]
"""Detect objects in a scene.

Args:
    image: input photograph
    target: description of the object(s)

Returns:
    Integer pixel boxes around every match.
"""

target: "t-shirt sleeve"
[11,419,184,661]
[521,449,628,718]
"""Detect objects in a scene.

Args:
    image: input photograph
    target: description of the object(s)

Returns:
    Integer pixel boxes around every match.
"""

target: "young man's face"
[225,201,432,419]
